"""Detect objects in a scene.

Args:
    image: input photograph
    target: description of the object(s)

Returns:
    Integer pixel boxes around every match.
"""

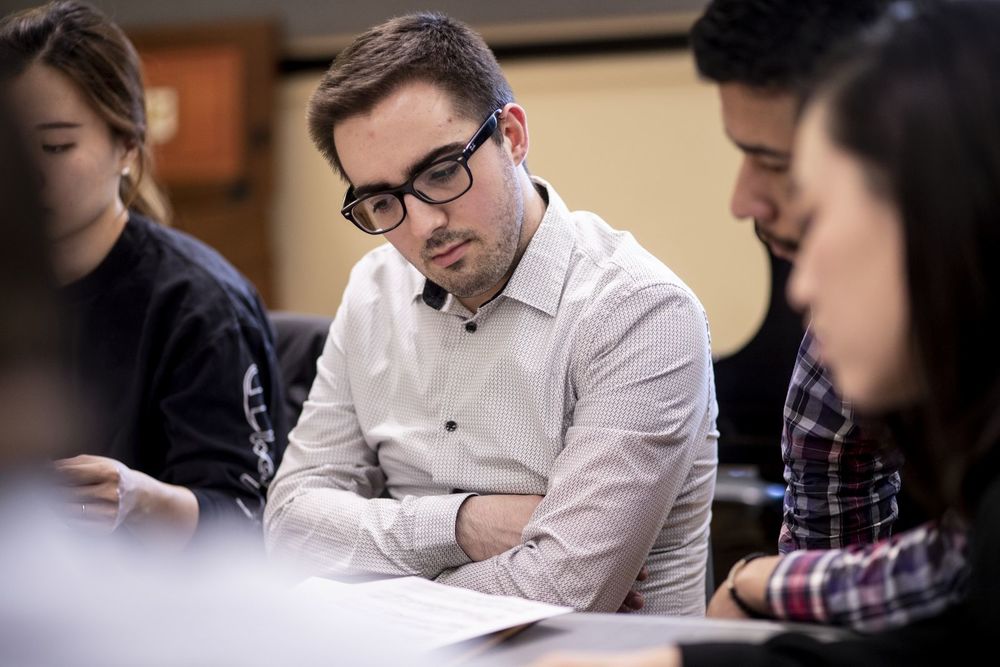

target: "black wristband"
[726,551,772,620]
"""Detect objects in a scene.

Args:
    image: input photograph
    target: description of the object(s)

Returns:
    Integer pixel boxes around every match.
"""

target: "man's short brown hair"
[307,12,514,180]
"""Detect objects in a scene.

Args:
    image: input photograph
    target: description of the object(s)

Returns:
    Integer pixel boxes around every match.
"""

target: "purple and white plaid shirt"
[779,330,900,552]
[768,515,969,631]
[768,330,968,631]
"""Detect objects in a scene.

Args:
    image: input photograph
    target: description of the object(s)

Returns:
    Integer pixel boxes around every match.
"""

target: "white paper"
[296,576,572,651]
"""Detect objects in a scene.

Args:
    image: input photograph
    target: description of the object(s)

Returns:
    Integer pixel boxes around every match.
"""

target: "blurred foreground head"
[790,0,1000,514]
[0,92,74,470]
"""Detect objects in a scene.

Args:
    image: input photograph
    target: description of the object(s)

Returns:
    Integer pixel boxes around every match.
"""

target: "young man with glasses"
[264,12,719,615]
[691,0,966,631]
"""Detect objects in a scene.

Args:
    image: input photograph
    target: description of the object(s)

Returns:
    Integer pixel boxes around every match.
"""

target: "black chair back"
[269,312,333,429]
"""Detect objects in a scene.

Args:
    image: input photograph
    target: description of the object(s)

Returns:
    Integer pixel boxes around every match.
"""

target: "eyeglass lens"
[350,159,472,232]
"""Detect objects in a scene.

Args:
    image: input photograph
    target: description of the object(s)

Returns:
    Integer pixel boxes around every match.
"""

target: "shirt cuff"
[413,492,478,571]
[766,548,836,623]
[190,487,257,525]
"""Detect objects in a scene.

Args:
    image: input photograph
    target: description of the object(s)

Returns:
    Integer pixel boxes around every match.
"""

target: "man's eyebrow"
[732,139,792,161]
[352,141,466,197]
[36,121,81,130]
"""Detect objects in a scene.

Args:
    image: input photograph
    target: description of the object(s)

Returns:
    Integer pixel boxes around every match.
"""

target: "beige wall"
[271,50,769,358]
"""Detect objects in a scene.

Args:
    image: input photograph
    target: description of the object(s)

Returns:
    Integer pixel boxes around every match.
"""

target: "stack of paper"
[296,576,572,652]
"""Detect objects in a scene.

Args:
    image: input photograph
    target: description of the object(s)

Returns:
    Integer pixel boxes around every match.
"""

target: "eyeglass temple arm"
[462,109,503,159]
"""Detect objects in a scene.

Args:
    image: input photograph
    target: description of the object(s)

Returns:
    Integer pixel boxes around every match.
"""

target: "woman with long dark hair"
[0,1,287,548]
[537,1,1000,664]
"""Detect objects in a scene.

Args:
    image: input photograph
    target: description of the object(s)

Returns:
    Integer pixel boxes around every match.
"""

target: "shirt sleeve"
[779,330,902,554]
[766,517,968,631]
[262,302,475,578]
[682,478,999,667]
[433,283,717,612]
[158,314,287,534]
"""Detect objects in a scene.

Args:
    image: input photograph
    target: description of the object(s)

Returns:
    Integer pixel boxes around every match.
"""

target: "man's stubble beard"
[434,163,524,299]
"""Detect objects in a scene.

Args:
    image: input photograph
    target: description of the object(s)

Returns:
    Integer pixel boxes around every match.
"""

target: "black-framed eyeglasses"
[340,109,503,234]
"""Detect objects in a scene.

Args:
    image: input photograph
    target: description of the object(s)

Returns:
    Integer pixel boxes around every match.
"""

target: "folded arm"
[263,315,474,577]
[435,285,717,611]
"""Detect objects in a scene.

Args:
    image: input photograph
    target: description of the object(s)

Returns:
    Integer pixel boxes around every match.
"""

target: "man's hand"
[706,554,781,619]
[532,646,681,667]
[54,454,198,548]
[455,494,543,561]
[618,566,649,613]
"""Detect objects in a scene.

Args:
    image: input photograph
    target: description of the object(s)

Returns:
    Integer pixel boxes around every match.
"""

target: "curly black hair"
[690,0,895,91]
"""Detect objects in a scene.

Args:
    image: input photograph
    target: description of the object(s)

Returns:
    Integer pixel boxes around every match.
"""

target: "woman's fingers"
[61,482,120,505]
[61,498,120,530]
[54,457,120,487]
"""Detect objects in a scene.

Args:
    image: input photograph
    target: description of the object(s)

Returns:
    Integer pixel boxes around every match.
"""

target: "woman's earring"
[121,166,131,177]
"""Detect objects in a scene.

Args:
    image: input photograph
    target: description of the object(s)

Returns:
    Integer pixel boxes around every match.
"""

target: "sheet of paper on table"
[295,576,572,651]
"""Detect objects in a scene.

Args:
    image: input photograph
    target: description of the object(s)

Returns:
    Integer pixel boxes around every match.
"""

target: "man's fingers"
[619,567,649,613]
[618,590,645,612]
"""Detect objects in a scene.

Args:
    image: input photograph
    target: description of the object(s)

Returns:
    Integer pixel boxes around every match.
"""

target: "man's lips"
[754,223,798,261]
[430,240,471,268]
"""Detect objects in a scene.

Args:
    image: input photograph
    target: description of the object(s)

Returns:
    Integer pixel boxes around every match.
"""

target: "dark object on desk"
[270,311,333,428]
[710,467,784,591]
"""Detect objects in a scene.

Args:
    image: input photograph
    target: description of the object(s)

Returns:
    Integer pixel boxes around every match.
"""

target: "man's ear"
[499,103,529,167]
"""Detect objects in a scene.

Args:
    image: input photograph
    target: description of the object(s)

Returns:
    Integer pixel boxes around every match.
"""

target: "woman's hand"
[55,454,141,532]
[54,454,198,548]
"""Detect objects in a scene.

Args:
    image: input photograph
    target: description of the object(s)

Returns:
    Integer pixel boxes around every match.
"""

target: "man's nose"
[403,194,448,241]
[730,159,776,223]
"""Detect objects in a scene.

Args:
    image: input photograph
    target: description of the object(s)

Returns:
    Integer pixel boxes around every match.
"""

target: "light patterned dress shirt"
[264,179,719,615]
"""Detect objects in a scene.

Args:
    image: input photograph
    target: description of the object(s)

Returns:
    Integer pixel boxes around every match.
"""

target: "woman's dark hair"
[0,1,169,223]
[806,0,1000,516]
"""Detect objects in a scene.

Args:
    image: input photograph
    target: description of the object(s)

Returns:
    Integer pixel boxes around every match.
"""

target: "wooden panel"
[141,46,246,185]
[128,21,279,306]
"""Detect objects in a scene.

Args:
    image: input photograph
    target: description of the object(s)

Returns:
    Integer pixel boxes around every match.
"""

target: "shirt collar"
[499,177,574,317]
[411,177,575,317]
[420,280,448,310]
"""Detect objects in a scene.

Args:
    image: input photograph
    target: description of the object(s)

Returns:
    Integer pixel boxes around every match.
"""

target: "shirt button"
[464,321,477,333]
[445,420,458,432]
